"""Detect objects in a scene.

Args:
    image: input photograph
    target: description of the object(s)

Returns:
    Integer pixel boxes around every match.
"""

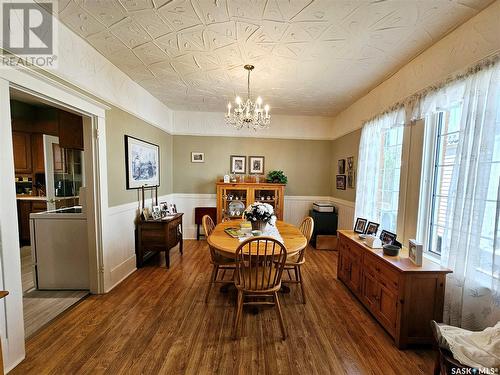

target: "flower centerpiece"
[243,202,277,231]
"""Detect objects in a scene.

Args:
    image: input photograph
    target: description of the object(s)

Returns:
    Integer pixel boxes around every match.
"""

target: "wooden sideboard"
[337,230,452,348]
[136,213,183,268]
[216,182,285,223]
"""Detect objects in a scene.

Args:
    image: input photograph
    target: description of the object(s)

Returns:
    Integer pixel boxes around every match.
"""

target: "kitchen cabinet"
[12,132,32,174]
[58,111,83,150]
[31,134,45,174]
[17,199,47,244]
[337,230,452,348]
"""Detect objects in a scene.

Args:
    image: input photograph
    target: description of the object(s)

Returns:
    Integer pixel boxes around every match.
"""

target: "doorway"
[10,90,91,338]
[0,72,107,371]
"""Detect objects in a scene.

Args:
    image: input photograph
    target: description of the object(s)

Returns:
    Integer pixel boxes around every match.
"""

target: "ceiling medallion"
[225,64,270,130]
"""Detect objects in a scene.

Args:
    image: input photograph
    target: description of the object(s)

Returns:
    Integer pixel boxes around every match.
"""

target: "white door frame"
[0,66,109,372]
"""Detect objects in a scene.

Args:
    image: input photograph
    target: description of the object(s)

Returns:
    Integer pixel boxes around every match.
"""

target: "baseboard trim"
[5,355,25,374]
[106,255,137,293]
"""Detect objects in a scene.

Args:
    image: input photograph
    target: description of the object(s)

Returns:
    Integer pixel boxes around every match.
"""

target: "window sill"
[423,252,441,265]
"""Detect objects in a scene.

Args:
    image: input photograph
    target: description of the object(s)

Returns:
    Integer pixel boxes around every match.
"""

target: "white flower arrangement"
[243,202,277,225]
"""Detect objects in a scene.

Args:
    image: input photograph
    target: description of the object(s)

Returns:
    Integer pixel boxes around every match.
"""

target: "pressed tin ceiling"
[52,0,492,116]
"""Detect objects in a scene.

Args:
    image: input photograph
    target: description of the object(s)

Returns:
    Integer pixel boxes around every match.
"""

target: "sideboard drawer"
[364,252,400,292]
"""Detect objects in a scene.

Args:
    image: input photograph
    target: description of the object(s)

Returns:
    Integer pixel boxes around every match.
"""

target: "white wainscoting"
[104,194,173,292]
[102,193,355,293]
[329,197,356,230]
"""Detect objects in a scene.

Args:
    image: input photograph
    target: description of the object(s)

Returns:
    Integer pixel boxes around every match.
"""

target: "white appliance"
[30,206,89,290]
[313,201,335,212]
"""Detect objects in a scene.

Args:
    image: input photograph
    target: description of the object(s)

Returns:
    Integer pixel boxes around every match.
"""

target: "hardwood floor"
[13,240,435,374]
[20,246,89,338]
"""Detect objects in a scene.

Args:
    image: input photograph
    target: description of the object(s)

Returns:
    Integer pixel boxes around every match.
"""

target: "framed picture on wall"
[191,152,204,163]
[125,135,160,189]
[336,175,346,190]
[230,155,246,174]
[347,156,355,188]
[338,159,346,174]
[248,156,265,174]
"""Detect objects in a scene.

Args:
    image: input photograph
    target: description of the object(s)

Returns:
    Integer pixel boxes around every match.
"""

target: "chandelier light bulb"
[224,64,271,130]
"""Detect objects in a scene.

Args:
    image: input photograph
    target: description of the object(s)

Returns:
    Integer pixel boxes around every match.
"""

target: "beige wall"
[330,1,500,139]
[106,106,173,207]
[330,130,361,202]
[30,69,174,208]
[172,135,331,196]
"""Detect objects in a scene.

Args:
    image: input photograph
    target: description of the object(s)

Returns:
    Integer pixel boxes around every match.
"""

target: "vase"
[251,220,267,232]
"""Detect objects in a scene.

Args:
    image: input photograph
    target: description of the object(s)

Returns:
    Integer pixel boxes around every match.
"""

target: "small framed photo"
[408,239,423,266]
[248,156,265,174]
[365,222,379,236]
[191,152,204,163]
[347,156,354,171]
[336,175,346,190]
[354,218,367,234]
[338,159,346,174]
[151,205,162,220]
[380,230,397,245]
[141,207,151,221]
[160,202,169,218]
[169,204,177,214]
[230,155,246,174]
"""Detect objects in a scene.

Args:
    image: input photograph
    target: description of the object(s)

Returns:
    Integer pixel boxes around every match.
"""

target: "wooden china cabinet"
[216,181,285,223]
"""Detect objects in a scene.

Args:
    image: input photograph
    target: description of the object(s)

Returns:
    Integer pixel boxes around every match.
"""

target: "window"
[377,126,404,233]
[427,107,461,255]
[355,109,405,236]
[425,102,500,272]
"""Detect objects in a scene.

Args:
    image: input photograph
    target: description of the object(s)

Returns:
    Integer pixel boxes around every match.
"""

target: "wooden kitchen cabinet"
[12,132,32,174]
[337,230,452,348]
[17,200,31,244]
[17,199,47,245]
[31,134,45,173]
[58,111,83,150]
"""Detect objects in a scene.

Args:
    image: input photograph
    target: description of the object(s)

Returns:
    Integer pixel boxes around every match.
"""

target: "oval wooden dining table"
[207,219,307,259]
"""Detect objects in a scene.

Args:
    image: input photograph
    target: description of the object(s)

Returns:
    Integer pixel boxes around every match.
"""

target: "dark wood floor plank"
[12,240,435,375]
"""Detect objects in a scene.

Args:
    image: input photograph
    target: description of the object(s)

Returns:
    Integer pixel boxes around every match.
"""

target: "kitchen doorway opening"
[10,89,93,339]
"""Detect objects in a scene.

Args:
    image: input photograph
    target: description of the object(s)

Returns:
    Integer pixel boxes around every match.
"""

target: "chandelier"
[225,64,270,130]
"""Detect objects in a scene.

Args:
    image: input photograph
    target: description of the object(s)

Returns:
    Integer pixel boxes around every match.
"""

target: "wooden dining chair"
[282,216,314,303]
[203,215,235,303]
[233,237,288,340]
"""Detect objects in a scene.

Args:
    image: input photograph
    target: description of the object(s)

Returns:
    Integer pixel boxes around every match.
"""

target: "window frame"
[417,113,442,261]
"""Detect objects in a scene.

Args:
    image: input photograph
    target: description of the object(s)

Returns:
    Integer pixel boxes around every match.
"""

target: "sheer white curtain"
[355,108,405,232]
[417,64,500,329]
